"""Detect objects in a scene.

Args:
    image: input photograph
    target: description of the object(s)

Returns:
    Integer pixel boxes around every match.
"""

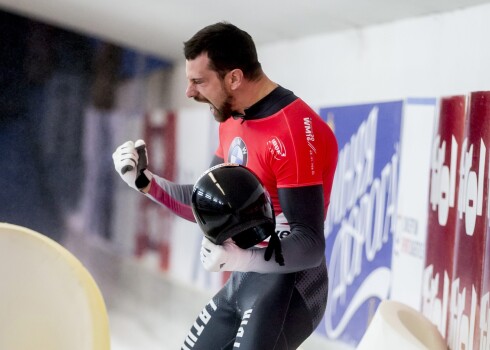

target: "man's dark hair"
[184,22,262,80]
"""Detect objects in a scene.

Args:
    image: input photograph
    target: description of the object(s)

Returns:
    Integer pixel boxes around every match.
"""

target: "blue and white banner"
[318,101,403,346]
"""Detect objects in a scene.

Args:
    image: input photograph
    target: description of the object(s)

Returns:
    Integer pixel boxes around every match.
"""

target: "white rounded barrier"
[356,300,446,350]
[0,223,110,350]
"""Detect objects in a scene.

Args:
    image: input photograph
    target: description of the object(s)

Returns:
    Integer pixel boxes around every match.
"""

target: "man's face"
[185,53,234,122]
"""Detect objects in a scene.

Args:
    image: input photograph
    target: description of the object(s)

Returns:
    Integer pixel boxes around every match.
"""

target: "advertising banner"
[391,98,436,311]
[449,91,490,350]
[483,106,490,347]
[422,95,466,341]
[318,100,403,346]
[482,95,490,348]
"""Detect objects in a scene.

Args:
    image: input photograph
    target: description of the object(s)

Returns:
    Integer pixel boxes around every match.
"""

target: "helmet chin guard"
[191,164,284,265]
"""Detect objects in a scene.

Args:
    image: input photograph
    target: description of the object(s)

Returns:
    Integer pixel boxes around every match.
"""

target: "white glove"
[200,237,252,272]
[112,139,152,191]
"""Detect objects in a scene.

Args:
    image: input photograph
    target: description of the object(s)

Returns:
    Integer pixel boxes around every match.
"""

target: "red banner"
[481,93,490,349]
[423,95,466,341]
[449,91,490,350]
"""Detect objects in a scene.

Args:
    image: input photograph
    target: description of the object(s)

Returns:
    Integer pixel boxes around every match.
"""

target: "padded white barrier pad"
[356,300,446,350]
[0,223,110,350]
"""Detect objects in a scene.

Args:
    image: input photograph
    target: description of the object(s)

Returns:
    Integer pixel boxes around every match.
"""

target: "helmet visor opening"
[232,222,274,249]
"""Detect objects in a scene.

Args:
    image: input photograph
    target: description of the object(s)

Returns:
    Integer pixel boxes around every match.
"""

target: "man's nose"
[186,83,196,98]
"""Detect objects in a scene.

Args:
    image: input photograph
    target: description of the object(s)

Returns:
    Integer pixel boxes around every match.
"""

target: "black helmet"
[191,163,275,249]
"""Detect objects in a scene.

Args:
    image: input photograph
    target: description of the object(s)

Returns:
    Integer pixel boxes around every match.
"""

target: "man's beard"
[196,94,234,123]
[212,99,233,122]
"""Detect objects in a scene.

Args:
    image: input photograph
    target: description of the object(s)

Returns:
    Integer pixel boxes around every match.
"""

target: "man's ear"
[228,69,244,90]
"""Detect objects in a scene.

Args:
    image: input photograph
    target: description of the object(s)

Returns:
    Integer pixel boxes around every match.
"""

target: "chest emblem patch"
[228,137,248,165]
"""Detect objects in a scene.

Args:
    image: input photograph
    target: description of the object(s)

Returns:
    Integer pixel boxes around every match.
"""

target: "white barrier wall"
[257,3,490,109]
